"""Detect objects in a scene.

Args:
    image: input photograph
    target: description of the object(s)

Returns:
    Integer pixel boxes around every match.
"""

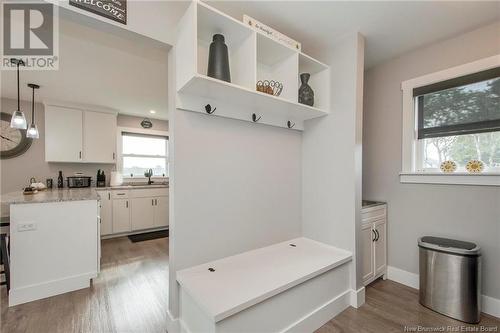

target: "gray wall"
[0,98,168,197]
[363,21,500,299]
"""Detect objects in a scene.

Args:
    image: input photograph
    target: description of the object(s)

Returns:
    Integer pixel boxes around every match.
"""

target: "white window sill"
[400,172,500,186]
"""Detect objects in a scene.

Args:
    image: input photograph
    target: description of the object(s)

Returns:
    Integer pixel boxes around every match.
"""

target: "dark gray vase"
[207,34,231,83]
[298,73,314,106]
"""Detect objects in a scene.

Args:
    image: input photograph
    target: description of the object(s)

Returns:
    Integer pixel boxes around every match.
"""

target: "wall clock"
[0,112,33,159]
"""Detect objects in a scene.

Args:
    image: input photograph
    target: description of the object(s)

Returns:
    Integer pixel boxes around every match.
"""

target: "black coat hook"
[205,104,216,114]
[287,121,295,129]
[252,113,261,122]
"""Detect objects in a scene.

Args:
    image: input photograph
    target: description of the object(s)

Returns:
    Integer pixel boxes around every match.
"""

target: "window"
[121,132,168,177]
[415,69,500,172]
[400,55,500,185]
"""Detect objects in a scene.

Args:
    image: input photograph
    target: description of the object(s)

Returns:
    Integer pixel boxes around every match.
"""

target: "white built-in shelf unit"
[176,1,330,130]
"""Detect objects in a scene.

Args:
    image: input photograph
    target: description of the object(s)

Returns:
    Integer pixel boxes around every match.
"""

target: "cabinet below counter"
[361,202,387,286]
[96,186,169,238]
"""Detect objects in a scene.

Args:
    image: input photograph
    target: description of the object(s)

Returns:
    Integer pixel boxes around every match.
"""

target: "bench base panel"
[180,262,352,333]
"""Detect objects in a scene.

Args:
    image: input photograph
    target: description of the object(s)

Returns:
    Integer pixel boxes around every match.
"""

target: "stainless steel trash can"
[418,236,481,323]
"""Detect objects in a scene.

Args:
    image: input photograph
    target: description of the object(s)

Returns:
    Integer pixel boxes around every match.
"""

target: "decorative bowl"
[465,160,484,173]
[440,160,457,173]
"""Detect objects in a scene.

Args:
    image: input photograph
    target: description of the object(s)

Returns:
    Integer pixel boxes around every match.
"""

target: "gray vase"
[207,34,231,83]
[298,73,314,106]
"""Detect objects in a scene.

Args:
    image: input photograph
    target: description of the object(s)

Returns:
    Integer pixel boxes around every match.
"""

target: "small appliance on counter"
[67,175,92,188]
[46,178,53,189]
[96,170,106,187]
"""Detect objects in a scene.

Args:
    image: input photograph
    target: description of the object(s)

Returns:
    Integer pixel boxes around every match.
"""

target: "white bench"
[177,237,353,333]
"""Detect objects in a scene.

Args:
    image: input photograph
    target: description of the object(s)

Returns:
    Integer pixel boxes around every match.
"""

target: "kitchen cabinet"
[44,104,116,163]
[99,191,113,236]
[112,198,131,233]
[154,196,169,227]
[45,106,83,162]
[131,197,155,230]
[83,111,116,163]
[361,204,387,286]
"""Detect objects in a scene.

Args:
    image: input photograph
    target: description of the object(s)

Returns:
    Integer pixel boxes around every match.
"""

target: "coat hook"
[287,121,295,129]
[252,113,261,122]
[205,104,216,114]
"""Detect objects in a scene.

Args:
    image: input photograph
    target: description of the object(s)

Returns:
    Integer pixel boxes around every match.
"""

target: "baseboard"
[9,272,96,306]
[387,266,419,289]
[350,287,365,308]
[282,289,351,333]
[166,309,181,333]
[387,265,500,319]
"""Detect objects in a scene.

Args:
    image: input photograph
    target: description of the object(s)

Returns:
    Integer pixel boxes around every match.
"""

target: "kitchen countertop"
[2,188,100,205]
[2,185,169,205]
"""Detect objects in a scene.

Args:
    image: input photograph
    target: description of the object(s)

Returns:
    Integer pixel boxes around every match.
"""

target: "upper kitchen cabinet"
[83,111,117,163]
[175,1,330,130]
[45,104,117,163]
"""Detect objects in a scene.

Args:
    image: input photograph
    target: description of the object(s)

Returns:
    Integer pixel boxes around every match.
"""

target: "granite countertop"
[2,188,100,205]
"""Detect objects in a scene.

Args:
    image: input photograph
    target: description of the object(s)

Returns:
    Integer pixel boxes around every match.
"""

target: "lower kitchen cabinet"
[131,197,156,231]
[112,198,131,233]
[361,204,387,286]
[154,196,169,227]
[99,191,113,236]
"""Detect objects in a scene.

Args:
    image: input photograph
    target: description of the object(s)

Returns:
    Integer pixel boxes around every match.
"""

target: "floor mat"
[128,229,168,243]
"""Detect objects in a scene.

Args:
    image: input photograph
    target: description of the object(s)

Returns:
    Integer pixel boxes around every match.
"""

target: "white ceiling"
[207,1,500,68]
[1,12,169,120]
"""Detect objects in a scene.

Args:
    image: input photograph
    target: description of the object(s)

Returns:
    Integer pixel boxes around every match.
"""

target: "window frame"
[400,55,500,186]
[116,127,169,180]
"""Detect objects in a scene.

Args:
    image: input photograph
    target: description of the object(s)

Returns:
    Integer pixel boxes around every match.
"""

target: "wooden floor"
[1,237,498,333]
[1,236,169,333]
[316,278,500,333]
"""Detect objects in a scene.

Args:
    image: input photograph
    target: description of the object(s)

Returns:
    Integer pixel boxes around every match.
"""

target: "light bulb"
[10,110,27,129]
[26,123,39,139]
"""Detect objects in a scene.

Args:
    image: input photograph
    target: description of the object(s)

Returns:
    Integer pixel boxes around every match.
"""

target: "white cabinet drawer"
[129,188,168,198]
[111,190,129,199]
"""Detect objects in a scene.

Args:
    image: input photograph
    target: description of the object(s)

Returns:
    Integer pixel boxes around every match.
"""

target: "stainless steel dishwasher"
[418,236,481,323]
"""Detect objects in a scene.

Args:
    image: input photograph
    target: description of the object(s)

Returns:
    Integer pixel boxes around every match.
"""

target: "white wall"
[169,110,303,316]
[363,21,500,300]
[302,32,365,290]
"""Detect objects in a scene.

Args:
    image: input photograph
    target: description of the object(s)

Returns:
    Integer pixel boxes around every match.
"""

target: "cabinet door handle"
[113,152,115,160]
[152,199,154,206]
[155,199,158,206]
[375,229,380,241]
[79,151,82,159]
[372,229,377,242]
[108,193,110,200]
[126,200,128,208]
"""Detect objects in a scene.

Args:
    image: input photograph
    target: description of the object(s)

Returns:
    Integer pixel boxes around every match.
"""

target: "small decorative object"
[256,80,283,96]
[46,178,53,189]
[23,186,37,195]
[440,160,457,173]
[243,15,301,51]
[141,118,153,129]
[207,34,231,82]
[298,73,314,106]
[57,171,64,188]
[466,160,484,173]
[96,169,106,187]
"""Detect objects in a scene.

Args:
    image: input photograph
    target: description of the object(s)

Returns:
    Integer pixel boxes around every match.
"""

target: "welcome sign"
[69,0,126,25]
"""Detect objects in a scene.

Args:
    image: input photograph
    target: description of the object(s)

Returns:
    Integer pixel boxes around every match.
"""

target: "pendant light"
[10,58,27,129]
[26,83,40,139]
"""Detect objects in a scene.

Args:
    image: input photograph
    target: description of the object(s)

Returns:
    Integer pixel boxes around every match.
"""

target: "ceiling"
[1,11,169,120]
[207,1,500,68]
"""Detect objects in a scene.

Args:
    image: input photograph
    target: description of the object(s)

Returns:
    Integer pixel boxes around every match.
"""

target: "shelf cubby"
[176,1,330,130]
